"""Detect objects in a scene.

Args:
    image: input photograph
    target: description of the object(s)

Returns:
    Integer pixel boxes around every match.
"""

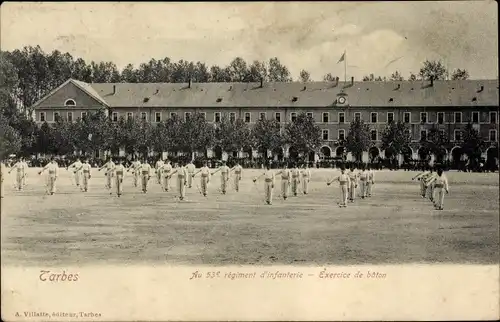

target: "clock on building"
[338,96,346,104]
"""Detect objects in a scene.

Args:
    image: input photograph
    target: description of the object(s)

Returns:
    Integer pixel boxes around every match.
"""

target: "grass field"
[1,168,498,266]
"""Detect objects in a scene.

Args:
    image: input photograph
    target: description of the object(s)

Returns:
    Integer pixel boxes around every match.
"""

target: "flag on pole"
[337,52,345,64]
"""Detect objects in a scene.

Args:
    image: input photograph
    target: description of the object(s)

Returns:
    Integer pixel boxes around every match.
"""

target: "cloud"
[1,1,497,80]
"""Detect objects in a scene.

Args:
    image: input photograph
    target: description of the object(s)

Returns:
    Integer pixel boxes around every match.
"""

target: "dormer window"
[64,99,76,106]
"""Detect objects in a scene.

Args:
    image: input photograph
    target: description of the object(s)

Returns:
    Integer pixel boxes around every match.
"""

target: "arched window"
[64,99,76,106]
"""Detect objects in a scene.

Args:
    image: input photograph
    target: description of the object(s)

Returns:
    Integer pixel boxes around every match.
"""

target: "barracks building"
[31,77,499,165]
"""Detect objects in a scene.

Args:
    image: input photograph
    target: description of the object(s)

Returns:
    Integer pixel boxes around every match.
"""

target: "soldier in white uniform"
[99,157,116,194]
[358,165,369,199]
[412,168,431,198]
[186,160,196,188]
[77,159,92,192]
[67,158,83,187]
[300,164,311,194]
[127,158,141,187]
[366,165,375,197]
[21,157,29,187]
[230,162,243,192]
[327,166,351,207]
[9,157,27,191]
[38,157,59,195]
[211,161,230,194]
[155,158,164,184]
[171,162,188,200]
[253,163,275,205]
[139,158,152,193]
[114,159,126,197]
[276,164,291,200]
[425,168,449,210]
[193,161,211,196]
[290,163,301,196]
[347,167,358,202]
[160,160,173,192]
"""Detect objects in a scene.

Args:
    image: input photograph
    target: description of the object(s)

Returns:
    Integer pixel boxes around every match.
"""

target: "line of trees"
[0,45,485,164]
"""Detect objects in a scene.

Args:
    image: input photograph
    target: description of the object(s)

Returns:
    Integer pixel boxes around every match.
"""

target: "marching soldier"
[160,160,173,192]
[99,157,116,194]
[193,161,211,196]
[300,163,311,194]
[67,157,83,187]
[425,168,449,210]
[253,163,275,205]
[139,158,152,193]
[38,157,59,195]
[366,165,375,197]
[423,167,437,202]
[186,160,196,188]
[347,167,358,202]
[21,157,29,187]
[412,167,431,198]
[114,159,126,197]
[9,157,27,191]
[171,162,188,200]
[230,161,243,192]
[276,163,291,200]
[155,157,164,184]
[127,157,141,187]
[327,166,351,207]
[358,164,369,199]
[77,158,92,192]
[211,161,230,194]
[290,163,301,196]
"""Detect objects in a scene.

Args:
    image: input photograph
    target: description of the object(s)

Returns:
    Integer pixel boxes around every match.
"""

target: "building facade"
[31,78,499,164]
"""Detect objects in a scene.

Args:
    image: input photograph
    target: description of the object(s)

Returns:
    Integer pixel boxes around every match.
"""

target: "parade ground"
[1,168,498,266]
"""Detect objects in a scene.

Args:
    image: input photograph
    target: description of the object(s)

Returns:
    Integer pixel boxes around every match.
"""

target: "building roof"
[34,78,500,109]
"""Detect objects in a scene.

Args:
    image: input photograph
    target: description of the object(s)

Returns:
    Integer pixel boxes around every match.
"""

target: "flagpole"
[344,50,347,83]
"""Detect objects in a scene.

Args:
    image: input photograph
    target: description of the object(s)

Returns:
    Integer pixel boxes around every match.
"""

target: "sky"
[1,1,498,81]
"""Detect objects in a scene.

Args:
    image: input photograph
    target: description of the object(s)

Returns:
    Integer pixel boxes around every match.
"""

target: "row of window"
[38,110,499,125]
[37,111,499,142]
[320,129,498,142]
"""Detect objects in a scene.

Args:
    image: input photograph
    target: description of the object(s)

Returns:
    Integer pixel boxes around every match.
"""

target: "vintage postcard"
[1,1,499,321]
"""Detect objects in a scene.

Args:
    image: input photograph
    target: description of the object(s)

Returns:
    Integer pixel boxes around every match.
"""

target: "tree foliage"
[345,119,372,161]
[0,115,22,160]
[216,117,252,153]
[299,69,311,82]
[284,113,321,156]
[380,121,412,159]
[451,68,469,80]
[419,60,447,81]
[252,118,283,154]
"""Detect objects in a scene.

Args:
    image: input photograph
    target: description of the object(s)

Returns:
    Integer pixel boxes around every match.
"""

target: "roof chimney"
[112,85,116,95]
